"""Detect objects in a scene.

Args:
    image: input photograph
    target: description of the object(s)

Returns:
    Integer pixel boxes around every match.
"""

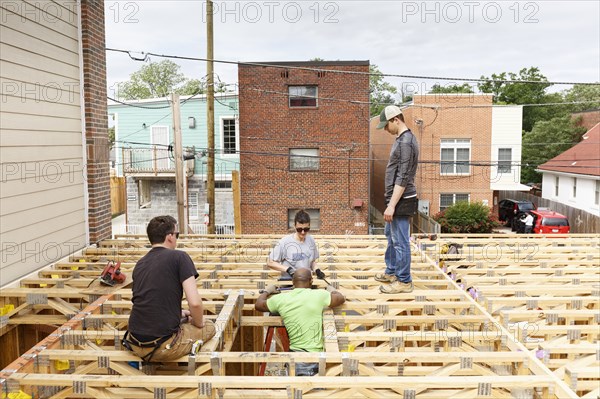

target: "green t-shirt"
[266,288,331,352]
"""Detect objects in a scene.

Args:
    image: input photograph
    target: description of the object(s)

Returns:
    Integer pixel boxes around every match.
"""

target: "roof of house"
[537,122,600,177]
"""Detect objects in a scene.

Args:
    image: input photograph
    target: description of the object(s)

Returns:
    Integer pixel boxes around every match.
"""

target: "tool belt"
[122,330,174,362]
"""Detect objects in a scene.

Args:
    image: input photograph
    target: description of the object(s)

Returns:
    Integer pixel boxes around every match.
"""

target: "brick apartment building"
[371,94,529,219]
[238,61,370,234]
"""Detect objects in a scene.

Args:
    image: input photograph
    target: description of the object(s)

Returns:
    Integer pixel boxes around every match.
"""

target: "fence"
[110,175,126,216]
[123,224,235,236]
[369,212,441,236]
[413,212,441,234]
[501,191,600,234]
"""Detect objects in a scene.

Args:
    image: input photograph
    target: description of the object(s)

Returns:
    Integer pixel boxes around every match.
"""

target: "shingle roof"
[537,123,600,177]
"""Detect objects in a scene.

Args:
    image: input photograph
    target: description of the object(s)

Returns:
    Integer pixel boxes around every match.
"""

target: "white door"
[151,126,170,170]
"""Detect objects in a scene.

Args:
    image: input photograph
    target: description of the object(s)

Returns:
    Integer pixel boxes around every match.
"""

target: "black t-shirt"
[128,247,199,339]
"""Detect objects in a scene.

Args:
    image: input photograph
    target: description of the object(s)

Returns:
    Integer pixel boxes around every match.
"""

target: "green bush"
[433,201,499,233]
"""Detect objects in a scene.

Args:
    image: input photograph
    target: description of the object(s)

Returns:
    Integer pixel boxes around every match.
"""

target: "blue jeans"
[384,217,412,283]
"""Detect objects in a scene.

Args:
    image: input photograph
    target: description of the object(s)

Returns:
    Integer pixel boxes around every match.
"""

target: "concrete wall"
[125,177,233,231]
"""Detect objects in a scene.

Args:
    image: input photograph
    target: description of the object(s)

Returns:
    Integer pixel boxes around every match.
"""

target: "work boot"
[374,272,397,283]
[380,281,413,294]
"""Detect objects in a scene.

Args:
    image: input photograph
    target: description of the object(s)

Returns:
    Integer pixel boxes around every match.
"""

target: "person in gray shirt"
[374,105,419,294]
[267,210,319,279]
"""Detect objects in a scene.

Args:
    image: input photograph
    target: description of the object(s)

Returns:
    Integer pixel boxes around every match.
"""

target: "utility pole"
[206,0,215,234]
[171,93,186,231]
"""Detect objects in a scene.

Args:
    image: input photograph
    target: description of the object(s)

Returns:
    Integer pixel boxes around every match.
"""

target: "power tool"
[99,261,126,286]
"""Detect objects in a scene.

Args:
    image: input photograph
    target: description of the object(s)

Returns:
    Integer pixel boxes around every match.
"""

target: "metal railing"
[122,147,194,176]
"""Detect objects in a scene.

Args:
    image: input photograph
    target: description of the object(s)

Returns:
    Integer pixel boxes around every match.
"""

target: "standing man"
[255,268,345,375]
[375,106,419,294]
[124,215,216,362]
[522,212,534,234]
[267,210,319,279]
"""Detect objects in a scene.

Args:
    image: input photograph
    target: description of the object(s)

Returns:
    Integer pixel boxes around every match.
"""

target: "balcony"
[122,146,195,177]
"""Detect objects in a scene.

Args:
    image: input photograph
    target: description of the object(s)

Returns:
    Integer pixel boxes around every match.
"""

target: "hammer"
[315,268,331,286]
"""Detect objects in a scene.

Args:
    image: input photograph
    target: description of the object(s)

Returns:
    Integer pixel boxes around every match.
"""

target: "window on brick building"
[440,139,470,175]
[440,193,469,211]
[290,148,319,171]
[289,86,317,107]
[221,117,238,155]
[498,148,512,173]
[288,209,321,230]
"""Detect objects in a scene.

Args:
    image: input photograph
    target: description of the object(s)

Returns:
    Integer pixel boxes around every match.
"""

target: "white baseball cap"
[376,105,403,129]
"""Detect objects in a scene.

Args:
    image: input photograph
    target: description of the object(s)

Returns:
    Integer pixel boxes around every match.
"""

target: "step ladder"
[258,326,289,376]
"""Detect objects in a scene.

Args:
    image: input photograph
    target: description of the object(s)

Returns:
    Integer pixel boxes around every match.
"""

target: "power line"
[106,47,600,86]
[114,143,600,169]
[118,131,597,150]
[108,96,171,109]
[240,85,599,109]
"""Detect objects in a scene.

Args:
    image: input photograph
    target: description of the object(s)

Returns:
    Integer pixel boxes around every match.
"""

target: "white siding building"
[490,106,530,193]
[537,123,600,216]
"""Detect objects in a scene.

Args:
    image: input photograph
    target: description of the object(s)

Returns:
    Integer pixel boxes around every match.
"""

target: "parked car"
[497,199,536,229]
[529,209,570,234]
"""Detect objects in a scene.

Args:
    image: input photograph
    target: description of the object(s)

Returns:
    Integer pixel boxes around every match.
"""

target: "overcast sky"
[105,0,600,100]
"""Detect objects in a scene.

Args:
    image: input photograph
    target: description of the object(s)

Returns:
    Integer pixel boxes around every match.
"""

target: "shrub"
[433,201,499,233]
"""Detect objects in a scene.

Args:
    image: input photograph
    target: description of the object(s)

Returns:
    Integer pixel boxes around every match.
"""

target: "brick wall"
[81,0,111,242]
[572,109,600,130]
[238,62,370,234]
[407,94,494,215]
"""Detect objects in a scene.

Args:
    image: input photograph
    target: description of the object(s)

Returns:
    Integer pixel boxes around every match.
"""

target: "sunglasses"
[295,227,310,233]
[170,232,180,239]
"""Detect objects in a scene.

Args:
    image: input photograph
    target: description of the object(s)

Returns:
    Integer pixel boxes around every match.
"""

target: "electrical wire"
[112,142,600,170]
[108,96,171,109]
[106,47,600,86]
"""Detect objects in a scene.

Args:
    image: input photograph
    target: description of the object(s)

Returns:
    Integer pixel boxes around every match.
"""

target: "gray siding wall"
[0,1,87,285]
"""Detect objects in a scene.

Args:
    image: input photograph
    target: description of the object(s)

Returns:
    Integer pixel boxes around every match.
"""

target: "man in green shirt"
[255,268,345,375]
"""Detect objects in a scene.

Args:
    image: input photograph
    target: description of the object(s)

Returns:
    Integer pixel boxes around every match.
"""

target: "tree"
[478,67,554,132]
[563,83,600,113]
[370,64,398,116]
[118,60,213,100]
[108,127,115,149]
[433,201,498,233]
[429,83,474,94]
[177,78,203,96]
[521,115,587,183]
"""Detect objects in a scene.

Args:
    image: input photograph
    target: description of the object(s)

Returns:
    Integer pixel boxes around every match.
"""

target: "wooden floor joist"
[1,233,598,398]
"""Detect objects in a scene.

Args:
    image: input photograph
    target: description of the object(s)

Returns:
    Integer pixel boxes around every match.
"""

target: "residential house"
[537,123,600,216]
[108,94,239,233]
[1,0,110,285]
[238,61,370,234]
[371,94,529,219]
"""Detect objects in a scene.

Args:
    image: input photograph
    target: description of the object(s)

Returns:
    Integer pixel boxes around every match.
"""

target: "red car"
[529,209,570,234]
